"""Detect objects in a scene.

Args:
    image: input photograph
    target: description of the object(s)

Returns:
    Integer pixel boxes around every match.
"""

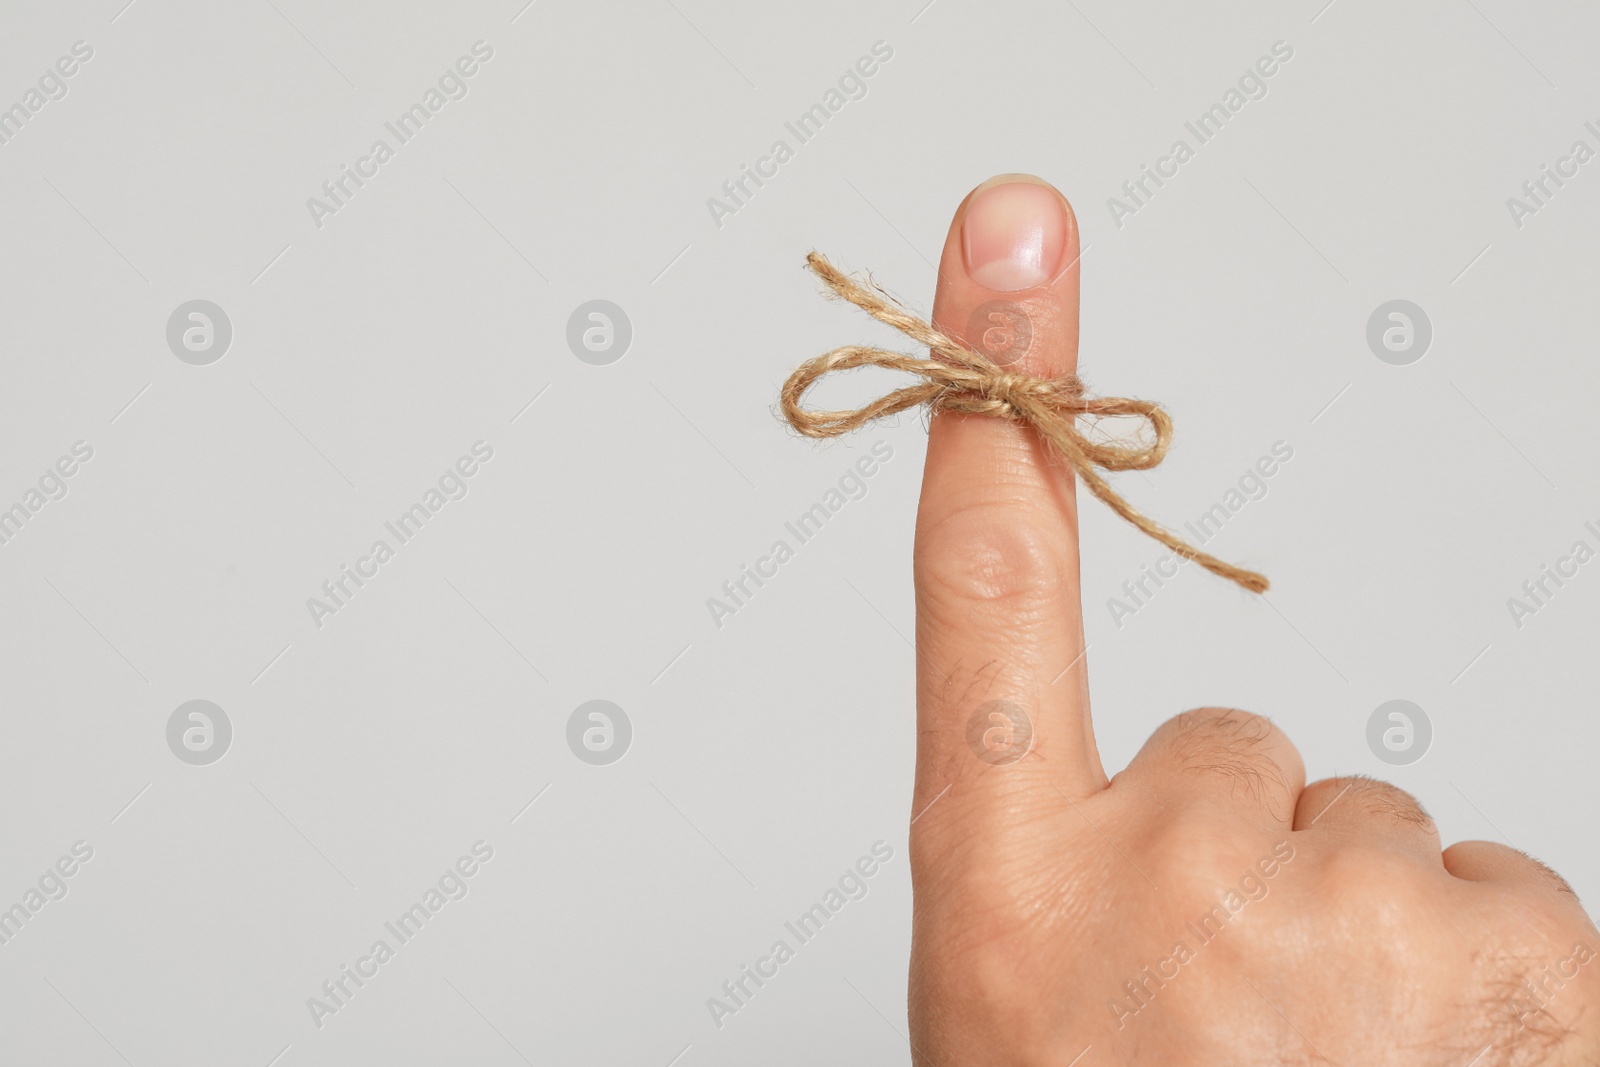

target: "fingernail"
[962,175,1068,292]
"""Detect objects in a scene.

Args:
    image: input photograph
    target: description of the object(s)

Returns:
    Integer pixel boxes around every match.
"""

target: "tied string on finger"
[779,252,1270,594]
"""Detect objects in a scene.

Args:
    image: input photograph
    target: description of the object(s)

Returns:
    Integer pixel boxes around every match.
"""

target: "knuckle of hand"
[1158,708,1298,809]
[1313,776,1433,831]
[915,503,1065,608]
[1166,707,1281,758]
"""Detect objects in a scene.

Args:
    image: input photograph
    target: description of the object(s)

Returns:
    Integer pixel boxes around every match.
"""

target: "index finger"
[912,175,1105,832]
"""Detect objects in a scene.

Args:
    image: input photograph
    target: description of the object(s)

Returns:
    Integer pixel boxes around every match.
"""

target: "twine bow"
[779,253,1269,594]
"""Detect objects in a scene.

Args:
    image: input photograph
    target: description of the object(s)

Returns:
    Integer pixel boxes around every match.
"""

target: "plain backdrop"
[1,0,1596,1064]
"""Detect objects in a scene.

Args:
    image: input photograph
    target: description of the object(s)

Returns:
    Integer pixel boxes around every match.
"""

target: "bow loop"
[780,253,1269,594]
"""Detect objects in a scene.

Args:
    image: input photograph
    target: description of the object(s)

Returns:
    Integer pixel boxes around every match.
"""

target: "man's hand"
[906,174,1600,1066]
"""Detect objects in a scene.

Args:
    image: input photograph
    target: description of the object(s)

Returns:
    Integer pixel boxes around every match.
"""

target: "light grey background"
[1,0,1596,1063]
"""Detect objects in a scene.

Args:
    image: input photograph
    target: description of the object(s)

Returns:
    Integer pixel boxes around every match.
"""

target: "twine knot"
[972,372,1061,415]
[779,252,1269,594]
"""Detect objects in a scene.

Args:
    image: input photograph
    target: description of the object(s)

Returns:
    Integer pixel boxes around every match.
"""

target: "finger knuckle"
[1164,706,1279,750]
[1515,851,1580,897]
[1308,775,1433,831]
[1156,707,1301,812]
[915,502,1066,608]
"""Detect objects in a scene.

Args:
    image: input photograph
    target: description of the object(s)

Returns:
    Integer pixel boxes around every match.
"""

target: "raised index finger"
[912,175,1105,832]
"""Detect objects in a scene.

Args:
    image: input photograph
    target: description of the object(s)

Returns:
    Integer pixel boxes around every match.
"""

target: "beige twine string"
[779,252,1269,594]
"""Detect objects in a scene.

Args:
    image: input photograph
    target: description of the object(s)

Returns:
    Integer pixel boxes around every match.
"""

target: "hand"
[906,174,1600,1066]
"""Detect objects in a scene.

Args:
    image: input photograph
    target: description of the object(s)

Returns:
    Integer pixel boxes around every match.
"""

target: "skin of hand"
[905,174,1600,1066]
